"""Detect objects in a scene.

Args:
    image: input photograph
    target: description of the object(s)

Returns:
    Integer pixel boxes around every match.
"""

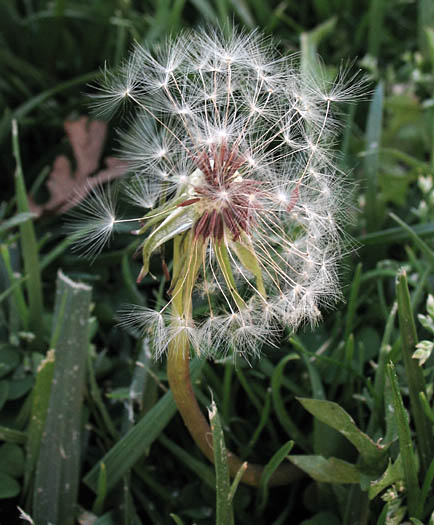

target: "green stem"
[166,339,301,486]
[166,235,302,487]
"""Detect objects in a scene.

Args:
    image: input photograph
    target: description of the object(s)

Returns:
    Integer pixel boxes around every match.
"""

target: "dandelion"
[75,26,360,486]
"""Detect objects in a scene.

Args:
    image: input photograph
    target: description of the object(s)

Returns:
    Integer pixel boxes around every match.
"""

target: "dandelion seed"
[79,26,359,358]
[67,184,118,258]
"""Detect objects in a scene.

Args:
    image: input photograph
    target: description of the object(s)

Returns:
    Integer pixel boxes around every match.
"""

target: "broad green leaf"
[0,346,19,378]
[288,455,360,484]
[7,376,33,400]
[0,382,8,412]
[0,443,24,478]
[0,471,20,499]
[297,397,386,471]
[368,456,404,500]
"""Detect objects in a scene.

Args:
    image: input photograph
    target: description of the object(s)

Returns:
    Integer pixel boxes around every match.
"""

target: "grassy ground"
[1,1,434,523]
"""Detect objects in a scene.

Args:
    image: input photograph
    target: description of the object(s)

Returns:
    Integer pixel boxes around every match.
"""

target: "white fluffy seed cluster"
[79,27,359,358]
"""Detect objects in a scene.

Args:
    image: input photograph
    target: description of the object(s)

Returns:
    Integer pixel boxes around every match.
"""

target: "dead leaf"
[29,116,128,216]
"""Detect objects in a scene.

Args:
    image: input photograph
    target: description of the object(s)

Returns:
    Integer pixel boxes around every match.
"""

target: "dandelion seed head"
[79,26,360,358]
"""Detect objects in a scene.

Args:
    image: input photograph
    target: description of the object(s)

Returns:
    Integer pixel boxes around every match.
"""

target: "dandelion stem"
[166,339,302,486]
[166,236,302,487]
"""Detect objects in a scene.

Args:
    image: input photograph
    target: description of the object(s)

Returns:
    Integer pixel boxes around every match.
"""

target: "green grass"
[0,1,433,523]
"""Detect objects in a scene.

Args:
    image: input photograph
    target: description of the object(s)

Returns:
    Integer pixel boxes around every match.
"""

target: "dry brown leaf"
[29,116,127,216]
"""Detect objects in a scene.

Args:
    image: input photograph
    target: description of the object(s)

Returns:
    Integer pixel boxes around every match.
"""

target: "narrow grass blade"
[364,82,384,232]
[32,271,92,525]
[228,462,247,504]
[386,363,421,519]
[271,354,309,451]
[189,0,217,21]
[83,358,204,493]
[242,388,271,458]
[0,426,26,444]
[257,440,294,514]
[0,72,100,142]
[11,120,44,347]
[359,222,434,246]
[420,457,434,518]
[300,17,337,81]
[368,0,385,57]
[390,213,434,267]
[158,433,215,488]
[229,0,255,28]
[396,270,433,474]
[418,0,434,58]
[208,399,233,525]
[368,302,397,434]
[0,275,28,307]
[0,212,35,236]
[345,263,362,341]
[0,244,29,330]
[92,462,107,516]
[419,392,434,423]
[170,514,185,525]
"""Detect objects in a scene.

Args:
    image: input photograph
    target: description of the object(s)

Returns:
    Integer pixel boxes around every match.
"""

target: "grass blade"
[158,433,215,488]
[0,244,29,330]
[359,222,434,246]
[11,120,44,347]
[386,363,421,518]
[32,271,92,525]
[271,354,309,451]
[228,462,247,504]
[300,17,337,81]
[364,82,384,232]
[368,0,385,57]
[390,213,434,267]
[0,426,26,444]
[396,270,433,474]
[208,399,233,525]
[83,358,204,494]
[257,440,294,514]
[345,263,363,341]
